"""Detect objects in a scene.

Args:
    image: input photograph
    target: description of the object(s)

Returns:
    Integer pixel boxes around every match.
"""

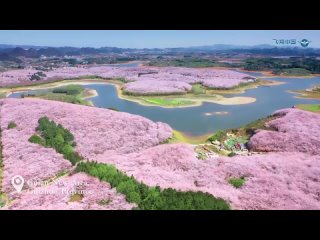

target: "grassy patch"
[7,121,17,129]
[191,84,206,95]
[243,115,278,135]
[208,130,227,142]
[20,84,92,106]
[143,97,194,106]
[52,84,84,95]
[168,130,211,145]
[296,104,320,113]
[228,177,246,188]
[194,144,230,158]
[28,117,83,165]
[76,162,230,210]
[69,193,84,202]
[33,93,91,105]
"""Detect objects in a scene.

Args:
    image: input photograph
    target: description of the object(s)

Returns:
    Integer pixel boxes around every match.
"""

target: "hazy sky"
[0,30,319,48]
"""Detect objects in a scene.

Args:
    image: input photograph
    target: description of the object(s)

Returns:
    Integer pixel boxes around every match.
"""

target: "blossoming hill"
[0,98,319,210]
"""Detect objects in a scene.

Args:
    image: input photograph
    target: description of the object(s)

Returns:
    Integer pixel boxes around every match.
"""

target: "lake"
[8,75,320,136]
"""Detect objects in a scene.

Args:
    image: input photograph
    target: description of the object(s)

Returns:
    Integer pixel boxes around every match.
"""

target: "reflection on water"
[8,76,320,136]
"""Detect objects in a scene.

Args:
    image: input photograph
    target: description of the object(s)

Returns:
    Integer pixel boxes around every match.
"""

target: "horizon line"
[0,43,318,50]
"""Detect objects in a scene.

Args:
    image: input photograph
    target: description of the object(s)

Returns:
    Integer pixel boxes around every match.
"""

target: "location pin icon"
[11,175,25,193]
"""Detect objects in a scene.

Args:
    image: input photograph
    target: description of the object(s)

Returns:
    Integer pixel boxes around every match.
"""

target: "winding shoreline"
[289,90,320,100]
[2,78,260,108]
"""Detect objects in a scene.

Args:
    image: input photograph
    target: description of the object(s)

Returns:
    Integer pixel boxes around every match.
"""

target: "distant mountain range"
[0,44,319,61]
[0,44,47,50]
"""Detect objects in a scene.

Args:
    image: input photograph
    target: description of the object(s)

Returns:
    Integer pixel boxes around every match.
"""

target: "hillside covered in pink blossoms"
[94,144,320,210]
[0,98,171,202]
[0,66,255,93]
[1,99,319,210]
[249,108,320,155]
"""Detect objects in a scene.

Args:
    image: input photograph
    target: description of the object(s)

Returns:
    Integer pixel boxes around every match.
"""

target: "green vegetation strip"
[21,85,92,106]
[276,68,311,76]
[144,97,194,106]
[147,58,240,68]
[28,117,83,165]
[76,162,230,210]
[28,116,230,210]
[244,57,320,74]
[52,84,83,95]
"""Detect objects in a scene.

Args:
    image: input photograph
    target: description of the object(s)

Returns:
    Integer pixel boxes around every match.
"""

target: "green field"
[22,84,93,106]
[296,104,320,113]
[52,84,84,95]
[143,97,194,106]
[33,93,89,105]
